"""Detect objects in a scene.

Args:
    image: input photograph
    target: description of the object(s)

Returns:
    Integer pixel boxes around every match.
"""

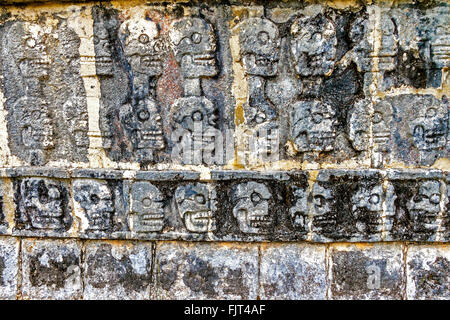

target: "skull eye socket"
[257,31,269,45]
[191,32,202,44]
[413,125,424,138]
[192,111,203,121]
[93,36,99,45]
[313,195,326,208]
[195,194,206,204]
[153,40,163,52]
[312,33,323,42]
[413,195,424,203]
[312,112,323,124]
[142,198,152,207]
[138,109,150,121]
[139,34,149,44]
[369,194,380,205]
[48,187,60,200]
[90,194,100,205]
[26,37,36,48]
[430,194,440,205]
[373,111,383,124]
[425,107,437,118]
[250,192,262,204]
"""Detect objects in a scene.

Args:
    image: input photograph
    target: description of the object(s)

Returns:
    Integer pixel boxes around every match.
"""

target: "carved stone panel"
[13,177,72,237]
[0,17,89,165]
[72,177,128,238]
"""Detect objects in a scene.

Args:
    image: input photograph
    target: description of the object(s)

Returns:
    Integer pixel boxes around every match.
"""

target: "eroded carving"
[118,18,165,162]
[309,181,336,237]
[351,183,384,238]
[289,186,308,231]
[174,183,216,233]
[290,13,337,77]
[131,181,165,233]
[73,180,114,232]
[407,180,442,236]
[169,17,220,164]
[15,178,71,232]
[290,100,337,153]
[348,99,371,152]
[231,182,272,234]
[411,101,448,151]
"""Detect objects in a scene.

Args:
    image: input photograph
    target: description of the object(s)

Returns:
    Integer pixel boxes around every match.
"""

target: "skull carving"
[131,182,165,233]
[15,96,54,151]
[349,99,371,151]
[310,182,335,234]
[373,100,393,151]
[171,96,218,152]
[73,180,114,232]
[119,99,165,152]
[290,100,337,152]
[63,97,89,148]
[407,181,441,234]
[94,19,113,76]
[351,184,384,236]
[174,183,216,233]
[349,17,372,72]
[119,18,164,77]
[289,186,308,229]
[7,22,50,80]
[18,178,67,230]
[430,24,450,69]
[377,16,398,72]
[169,17,218,78]
[411,102,448,151]
[231,182,272,234]
[290,14,337,77]
[237,17,280,77]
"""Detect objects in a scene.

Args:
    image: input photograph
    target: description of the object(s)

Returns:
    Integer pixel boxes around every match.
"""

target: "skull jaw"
[86,211,113,231]
[242,54,278,77]
[235,209,271,234]
[180,54,218,78]
[27,207,64,230]
[134,212,164,233]
[183,211,216,233]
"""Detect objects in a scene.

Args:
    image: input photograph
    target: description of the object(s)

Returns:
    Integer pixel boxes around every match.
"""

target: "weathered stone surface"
[0,15,89,165]
[83,241,153,300]
[21,238,82,300]
[0,237,19,300]
[152,242,258,299]
[260,243,327,300]
[329,244,405,300]
[13,177,73,238]
[0,180,6,234]
[73,178,129,239]
[406,245,450,300]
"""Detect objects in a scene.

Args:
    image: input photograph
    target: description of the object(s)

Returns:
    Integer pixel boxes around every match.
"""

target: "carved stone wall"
[0,0,448,300]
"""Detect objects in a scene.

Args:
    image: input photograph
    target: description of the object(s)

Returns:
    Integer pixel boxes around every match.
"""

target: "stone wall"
[0,0,448,299]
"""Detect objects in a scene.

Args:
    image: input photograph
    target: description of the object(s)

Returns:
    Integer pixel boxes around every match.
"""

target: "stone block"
[329,244,405,300]
[260,243,327,299]
[21,238,82,300]
[83,241,153,300]
[0,237,19,300]
[152,242,258,299]
[406,245,449,300]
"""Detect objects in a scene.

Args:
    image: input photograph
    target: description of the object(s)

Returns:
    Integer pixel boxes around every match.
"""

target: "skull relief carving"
[411,102,448,151]
[7,22,51,80]
[290,14,337,77]
[169,17,218,78]
[373,100,393,152]
[349,99,371,152]
[351,184,384,236]
[73,180,114,232]
[310,182,335,235]
[231,182,272,234]
[94,19,113,76]
[119,18,164,77]
[289,186,308,230]
[18,178,68,230]
[290,100,337,152]
[63,97,89,148]
[131,182,165,233]
[238,17,280,77]
[174,183,216,233]
[407,181,441,235]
